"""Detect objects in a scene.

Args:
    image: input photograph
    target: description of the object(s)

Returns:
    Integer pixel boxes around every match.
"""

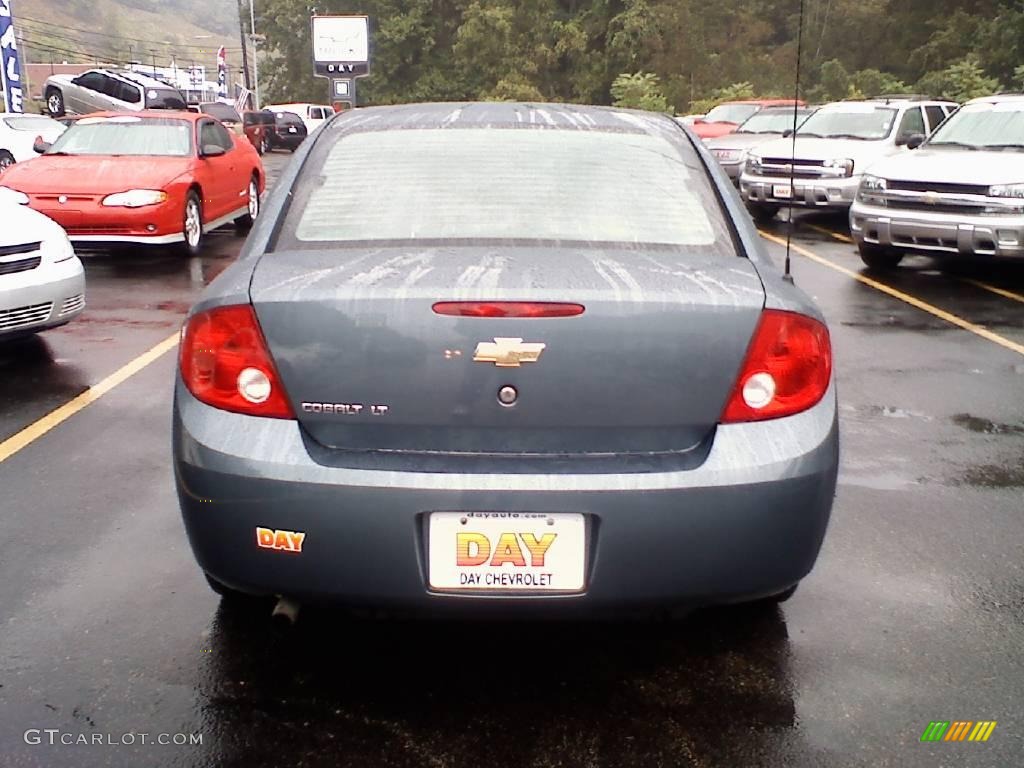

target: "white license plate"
[773,184,794,199]
[428,512,586,592]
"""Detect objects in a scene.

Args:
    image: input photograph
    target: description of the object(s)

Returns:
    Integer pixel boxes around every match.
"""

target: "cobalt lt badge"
[473,338,546,368]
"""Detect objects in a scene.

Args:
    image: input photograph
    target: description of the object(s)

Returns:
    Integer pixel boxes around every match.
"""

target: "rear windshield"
[277,127,732,249]
[272,111,304,126]
[145,89,188,110]
[46,116,192,157]
[201,102,242,123]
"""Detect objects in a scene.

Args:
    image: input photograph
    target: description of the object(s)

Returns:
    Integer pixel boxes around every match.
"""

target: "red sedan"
[0,111,265,255]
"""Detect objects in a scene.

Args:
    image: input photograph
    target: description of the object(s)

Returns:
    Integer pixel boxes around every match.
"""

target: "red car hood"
[691,122,739,139]
[2,155,189,194]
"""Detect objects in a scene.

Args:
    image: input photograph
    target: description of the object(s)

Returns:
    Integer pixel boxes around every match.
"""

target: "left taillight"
[179,305,294,419]
[720,309,832,423]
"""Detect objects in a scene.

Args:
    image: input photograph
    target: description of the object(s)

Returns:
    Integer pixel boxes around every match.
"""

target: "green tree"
[806,58,849,103]
[916,54,1000,102]
[850,69,907,98]
[610,72,670,112]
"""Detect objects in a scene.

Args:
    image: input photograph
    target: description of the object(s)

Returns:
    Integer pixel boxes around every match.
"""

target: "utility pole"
[237,0,252,92]
[249,0,260,108]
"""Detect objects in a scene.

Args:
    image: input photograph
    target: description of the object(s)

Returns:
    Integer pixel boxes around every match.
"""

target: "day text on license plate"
[428,512,586,592]
[773,183,794,199]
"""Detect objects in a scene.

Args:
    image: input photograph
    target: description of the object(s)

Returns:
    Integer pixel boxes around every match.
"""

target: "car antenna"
[783,0,806,285]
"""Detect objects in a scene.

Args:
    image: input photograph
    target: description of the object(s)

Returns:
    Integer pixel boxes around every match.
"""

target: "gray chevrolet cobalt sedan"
[173,102,838,618]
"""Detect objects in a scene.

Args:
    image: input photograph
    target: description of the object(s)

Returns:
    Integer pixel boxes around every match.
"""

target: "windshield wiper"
[794,132,823,138]
[979,143,1024,151]
[928,141,979,150]
[43,151,72,156]
[823,133,870,140]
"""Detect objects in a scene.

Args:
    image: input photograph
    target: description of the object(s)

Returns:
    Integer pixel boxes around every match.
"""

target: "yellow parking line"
[963,279,1024,304]
[0,332,180,464]
[802,223,1024,304]
[805,222,853,243]
[758,231,1024,358]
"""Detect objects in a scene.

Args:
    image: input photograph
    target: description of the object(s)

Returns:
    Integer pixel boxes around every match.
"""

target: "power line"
[20,36,248,76]
[14,14,243,52]
[20,25,233,65]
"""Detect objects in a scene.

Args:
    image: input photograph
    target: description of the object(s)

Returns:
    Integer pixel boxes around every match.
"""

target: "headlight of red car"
[102,190,169,208]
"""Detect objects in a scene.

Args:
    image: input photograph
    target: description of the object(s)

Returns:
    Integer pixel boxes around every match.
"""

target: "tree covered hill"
[254,0,1024,111]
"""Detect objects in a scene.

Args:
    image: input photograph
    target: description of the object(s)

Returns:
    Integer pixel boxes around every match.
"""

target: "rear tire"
[0,150,14,173]
[203,573,268,606]
[858,242,903,270]
[234,175,260,233]
[759,584,798,604]
[175,191,204,256]
[746,203,779,225]
[45,87,65,118]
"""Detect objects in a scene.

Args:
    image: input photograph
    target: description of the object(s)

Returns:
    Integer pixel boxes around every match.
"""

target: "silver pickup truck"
[850,94,1024,269]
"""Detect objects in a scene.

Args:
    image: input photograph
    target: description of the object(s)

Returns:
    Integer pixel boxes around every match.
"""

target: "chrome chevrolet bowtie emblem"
[58,195,68,204]
[922,191,938,204]
[473,338,546,367]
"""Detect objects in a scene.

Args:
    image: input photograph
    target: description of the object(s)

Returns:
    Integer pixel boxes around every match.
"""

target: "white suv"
[740,98,956,223]
[850,94,1024,269]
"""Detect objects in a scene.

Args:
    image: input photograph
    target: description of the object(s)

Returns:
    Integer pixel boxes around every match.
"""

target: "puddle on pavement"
[959,460,1024,489]
[952,414,1024,436]
[841,404,932,421]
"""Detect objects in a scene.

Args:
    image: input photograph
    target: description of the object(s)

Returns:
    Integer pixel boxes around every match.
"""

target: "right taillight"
[179,305,294,419]
[721,310,832,423]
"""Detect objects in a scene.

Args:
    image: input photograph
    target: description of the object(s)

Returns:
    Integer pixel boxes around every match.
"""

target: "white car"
[740,98,957,223]
[0,195,85,339]
[261,102,334,134]
[0,113,66,172]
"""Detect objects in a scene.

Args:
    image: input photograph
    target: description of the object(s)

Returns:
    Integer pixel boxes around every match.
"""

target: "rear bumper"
[850,201,1024,259]
[0,256,85,337]
[174,380,839,613]
[741,173,860,209]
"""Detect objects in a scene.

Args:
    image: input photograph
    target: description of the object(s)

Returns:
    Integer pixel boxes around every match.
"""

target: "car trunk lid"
[250,246,765,456]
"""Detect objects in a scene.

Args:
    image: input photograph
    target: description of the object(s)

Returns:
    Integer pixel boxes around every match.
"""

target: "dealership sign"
[311,15,369,78]
[0,0,25,113]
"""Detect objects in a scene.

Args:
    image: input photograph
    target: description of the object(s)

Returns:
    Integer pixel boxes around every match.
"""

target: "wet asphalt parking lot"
[1,151,1023,767]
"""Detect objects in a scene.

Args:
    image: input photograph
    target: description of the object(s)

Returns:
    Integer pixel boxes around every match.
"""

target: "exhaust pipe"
[271,596,301,626]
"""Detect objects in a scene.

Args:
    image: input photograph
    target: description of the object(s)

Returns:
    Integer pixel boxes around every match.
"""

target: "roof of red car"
[73,110,204,122]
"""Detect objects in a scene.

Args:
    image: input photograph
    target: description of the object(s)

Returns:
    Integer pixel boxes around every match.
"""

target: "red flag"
[216,46,227,98]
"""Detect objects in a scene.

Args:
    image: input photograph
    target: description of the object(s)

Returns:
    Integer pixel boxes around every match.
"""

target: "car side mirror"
[200,144,226,158]
[905,133,926,150]
[33,137,52,154]
[782,128,794,138]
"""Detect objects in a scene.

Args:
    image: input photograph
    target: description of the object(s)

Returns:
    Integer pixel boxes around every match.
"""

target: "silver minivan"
[43,70,187,118]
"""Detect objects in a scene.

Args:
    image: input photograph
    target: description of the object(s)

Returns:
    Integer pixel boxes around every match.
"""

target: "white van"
[260,103,334,134]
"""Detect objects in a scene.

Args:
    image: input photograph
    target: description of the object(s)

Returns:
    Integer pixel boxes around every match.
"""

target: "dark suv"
[264,110,307,152]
